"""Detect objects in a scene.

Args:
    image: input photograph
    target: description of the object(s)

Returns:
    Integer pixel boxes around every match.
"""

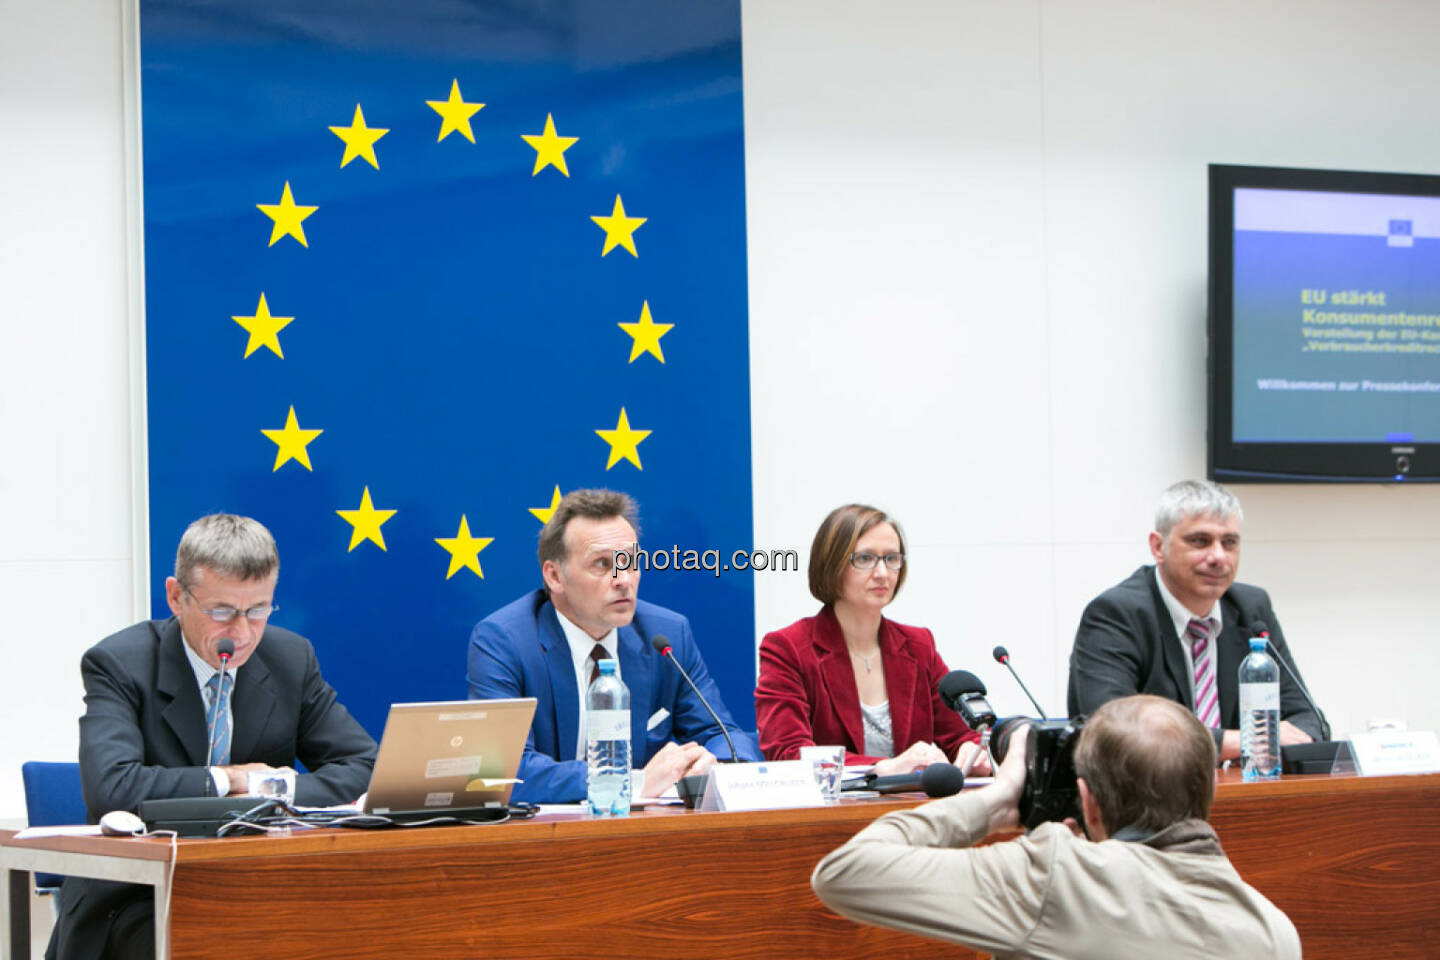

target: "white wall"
[2,0,1438,819]
[0,0,138,822]
[743,2,1440,727]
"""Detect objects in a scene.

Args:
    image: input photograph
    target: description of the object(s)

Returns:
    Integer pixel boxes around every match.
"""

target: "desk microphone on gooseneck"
[651,634,738,763]
[992,646,1048,719]
[1251,621,1332,742]
[205,638,235,795]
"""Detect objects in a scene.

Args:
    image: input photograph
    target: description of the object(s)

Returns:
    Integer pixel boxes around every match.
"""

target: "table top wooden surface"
[6,769,1434,861]
[5,769,1437,959]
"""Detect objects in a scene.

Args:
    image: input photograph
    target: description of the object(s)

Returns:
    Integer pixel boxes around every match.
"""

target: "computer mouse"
[99,810,146,836]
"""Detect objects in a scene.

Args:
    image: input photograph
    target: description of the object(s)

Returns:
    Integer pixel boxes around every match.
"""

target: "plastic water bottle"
[586,659,632,816]
[1239,638,1281,782]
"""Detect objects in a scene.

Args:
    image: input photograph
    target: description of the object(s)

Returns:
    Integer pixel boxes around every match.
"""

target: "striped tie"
[206,672,234,767]
[1187,618,1221,730]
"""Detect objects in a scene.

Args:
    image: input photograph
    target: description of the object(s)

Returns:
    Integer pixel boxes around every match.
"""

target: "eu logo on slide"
[1388,219,1414,247]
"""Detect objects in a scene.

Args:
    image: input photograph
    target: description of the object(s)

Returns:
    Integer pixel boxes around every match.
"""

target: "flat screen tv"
[1208,163,1440,483]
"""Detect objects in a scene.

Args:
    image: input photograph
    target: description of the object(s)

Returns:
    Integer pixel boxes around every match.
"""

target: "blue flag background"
[140,0,755,738]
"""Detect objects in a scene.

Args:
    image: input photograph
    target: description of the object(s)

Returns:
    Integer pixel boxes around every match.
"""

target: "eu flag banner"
[140,1,755,737]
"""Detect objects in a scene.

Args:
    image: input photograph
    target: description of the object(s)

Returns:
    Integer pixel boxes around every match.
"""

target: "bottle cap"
[1248,637,1266,652]
[598,658,618,675]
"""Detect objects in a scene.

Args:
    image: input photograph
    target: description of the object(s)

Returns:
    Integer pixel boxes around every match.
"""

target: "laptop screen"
[364,698,537,814]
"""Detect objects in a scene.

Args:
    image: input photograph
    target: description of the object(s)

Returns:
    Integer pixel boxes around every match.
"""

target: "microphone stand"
[993,647,1048,719]
[652,635,738,809]
[1252,627,1339,773]
[652,636,738,763]
[205,640,234,796]
[1263,639,1332,742]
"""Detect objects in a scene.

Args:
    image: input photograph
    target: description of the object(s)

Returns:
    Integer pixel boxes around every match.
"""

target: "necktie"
[588,642,609,687]
[206,672,234,766]
[1187,618,1221,730]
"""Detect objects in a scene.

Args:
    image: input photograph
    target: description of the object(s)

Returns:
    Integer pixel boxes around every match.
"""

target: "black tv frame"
[1208,162,1440,484]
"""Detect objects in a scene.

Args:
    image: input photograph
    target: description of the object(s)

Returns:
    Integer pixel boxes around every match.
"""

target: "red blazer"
[755,606,978,763]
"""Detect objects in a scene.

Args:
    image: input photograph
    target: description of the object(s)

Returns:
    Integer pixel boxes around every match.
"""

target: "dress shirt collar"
[554,608,619,685]
[1153,565,1222,642]
[180,631,241,694]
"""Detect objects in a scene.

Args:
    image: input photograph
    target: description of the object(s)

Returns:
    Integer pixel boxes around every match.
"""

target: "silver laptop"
[363,697,537,815]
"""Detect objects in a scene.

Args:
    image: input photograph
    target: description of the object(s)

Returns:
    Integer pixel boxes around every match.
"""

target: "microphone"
[205,638,235,794]
[1251,621,1332,742]
[842,763,964,798]
[992,645,1047,719]
[651,634,738,763]
[937,670,998,731]
[937,671,998,776]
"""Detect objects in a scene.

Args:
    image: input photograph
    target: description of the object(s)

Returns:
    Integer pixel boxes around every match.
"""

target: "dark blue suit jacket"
[466,589,760,802]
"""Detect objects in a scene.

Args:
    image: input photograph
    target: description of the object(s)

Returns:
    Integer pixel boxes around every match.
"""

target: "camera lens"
[989,716,1030,764]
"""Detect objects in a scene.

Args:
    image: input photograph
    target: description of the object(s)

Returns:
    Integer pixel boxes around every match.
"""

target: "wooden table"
[1208,769,1440,958]
[4,772,1438,959]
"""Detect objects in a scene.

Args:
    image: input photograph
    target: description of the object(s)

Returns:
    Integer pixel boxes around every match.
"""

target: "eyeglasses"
[849,551,905,571]
[180,582,278,624]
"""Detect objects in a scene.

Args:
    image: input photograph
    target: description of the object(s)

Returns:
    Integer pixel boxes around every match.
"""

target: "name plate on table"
[1349,730,1440,776]
[699,761,823,812]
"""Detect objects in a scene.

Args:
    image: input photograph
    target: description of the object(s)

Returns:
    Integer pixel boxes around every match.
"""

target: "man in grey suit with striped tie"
[1067,480,1322,762]
[49,514,376,960]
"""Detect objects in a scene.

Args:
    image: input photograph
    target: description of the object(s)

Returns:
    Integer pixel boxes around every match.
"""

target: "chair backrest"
[21,761,86,893]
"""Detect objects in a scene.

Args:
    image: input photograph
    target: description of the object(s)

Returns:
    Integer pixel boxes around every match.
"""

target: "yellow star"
[529,485,563,525]
[231,293,294,359]
[426,79,484,144]
[435,515,494,579]
[595,408,651,470]
[336,487,397,552]
[260,405,323,472]
[590,194,646,257]
[618,300,673,363]
[520,113,579,177]
[256,182,318,248]
[329,104,389,169]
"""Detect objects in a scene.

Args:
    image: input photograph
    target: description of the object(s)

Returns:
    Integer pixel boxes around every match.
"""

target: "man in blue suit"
[467,488,760,803]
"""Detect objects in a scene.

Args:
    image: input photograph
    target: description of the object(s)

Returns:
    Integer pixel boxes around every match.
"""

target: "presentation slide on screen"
[1232,187,1440,443]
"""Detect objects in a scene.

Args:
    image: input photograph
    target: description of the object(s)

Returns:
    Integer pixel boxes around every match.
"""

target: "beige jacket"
[812,792,1301,959]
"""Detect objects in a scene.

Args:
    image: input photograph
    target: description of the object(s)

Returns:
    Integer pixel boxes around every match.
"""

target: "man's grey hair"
[1154,480,1243,537]
[174,514,279,584]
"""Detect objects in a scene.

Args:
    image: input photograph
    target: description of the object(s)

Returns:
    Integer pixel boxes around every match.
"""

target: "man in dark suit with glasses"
[49,513,375,960]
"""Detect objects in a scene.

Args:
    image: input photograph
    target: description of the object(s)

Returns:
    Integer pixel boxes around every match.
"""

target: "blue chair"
[20,761,86,898]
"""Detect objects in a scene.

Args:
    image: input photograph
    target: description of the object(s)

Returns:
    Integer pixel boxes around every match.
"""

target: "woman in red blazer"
[755,504,985,777]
